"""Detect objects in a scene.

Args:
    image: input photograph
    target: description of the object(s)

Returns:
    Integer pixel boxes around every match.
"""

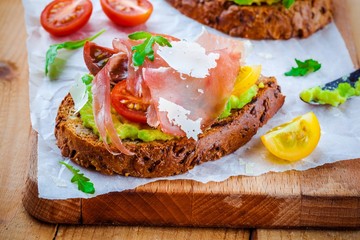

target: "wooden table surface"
[1,0,360,239]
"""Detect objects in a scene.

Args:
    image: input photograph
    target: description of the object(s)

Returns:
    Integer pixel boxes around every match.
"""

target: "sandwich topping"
[78,30,249,155]
[156,41,220,78]
[231,0,296,8]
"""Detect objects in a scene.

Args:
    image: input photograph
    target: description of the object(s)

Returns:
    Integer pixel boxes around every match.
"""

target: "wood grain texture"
[78,161,360,228]
[0,0,248,239]
[0,0,57,239]
[255,0,360,236]
[347,0,360,65]
[22,133,82,224]
[23,148,360,228]
[254,229,360,240]
[333,0,359,66]
[21,0,360,229]
[2,0,360,238]
[56,226,249,240]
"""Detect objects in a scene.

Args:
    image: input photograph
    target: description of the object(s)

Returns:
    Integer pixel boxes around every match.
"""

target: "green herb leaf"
[45,44,62,76]
[128,31,172,66]
[231,0,295,8]
[129,31,152,40]
[45,29,106,75]
[285,59,322,77]
[81,73,94,85]
[232,0,259,5]
[282,0,295,8]
[59,161,95,194]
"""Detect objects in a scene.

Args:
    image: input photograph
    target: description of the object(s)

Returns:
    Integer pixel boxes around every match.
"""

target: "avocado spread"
[231,0,295,8]
[232,0,281,5]
[300,79,360,107]
[220,85,259,119]
[80,101,174,142]
[79,75,258,142]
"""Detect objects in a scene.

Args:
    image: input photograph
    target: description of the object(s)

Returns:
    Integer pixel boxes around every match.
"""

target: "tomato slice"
[83,41,118,75]
[100,0,153,27]
[111,81,149,124]
[232,65,262,97]
[40,0,93,36]
[261,112,321,162]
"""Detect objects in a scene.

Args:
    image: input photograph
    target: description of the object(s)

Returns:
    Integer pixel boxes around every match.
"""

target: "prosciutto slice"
[112,39,165,102]
[112,34,179,101]
[91,30,245,154]
[92,54,134,156]
[143,32,244,138]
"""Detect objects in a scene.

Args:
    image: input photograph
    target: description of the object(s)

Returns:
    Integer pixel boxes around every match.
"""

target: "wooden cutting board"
[22,1,360,228]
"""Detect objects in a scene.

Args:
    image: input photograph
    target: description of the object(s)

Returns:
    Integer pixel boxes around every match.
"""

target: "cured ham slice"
[112,34,179,101]
[92,55,133,155]
[112,38,164,101]
[90,30,245,154]
[143,32,244,139]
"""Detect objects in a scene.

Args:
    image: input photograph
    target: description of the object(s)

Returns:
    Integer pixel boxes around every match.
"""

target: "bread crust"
[166,0,333,39]
[55,77,285,178]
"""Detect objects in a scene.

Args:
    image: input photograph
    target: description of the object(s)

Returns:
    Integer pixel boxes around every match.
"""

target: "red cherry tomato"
[83,41,117,75]
[100,0,153,27]
[40,0,93,36]
[111,81,149,124]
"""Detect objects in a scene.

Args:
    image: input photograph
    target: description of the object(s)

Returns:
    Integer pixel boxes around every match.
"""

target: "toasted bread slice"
[55,76,285,178]
[166,0,333,39]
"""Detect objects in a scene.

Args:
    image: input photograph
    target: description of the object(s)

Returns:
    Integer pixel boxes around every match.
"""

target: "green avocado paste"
[80,99,174,142]
[231,0,293,6]
[300,79,360,107]
[79,75,258,142]
[232,0,280,5]
[220,85,259,119]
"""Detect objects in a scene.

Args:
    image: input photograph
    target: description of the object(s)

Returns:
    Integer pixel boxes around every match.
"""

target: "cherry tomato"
[40,0,93,37]
[232,65,262,97]
[83,41,117,75]
[261,112,321,162]
[100,0,153,27]
[111,81,149,124]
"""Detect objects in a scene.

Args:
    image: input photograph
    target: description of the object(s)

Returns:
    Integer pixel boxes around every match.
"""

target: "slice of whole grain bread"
[166,0,333,40]
[55,76,285,178]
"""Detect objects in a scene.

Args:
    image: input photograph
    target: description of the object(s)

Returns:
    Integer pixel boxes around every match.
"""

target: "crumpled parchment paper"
[22,0,360,199]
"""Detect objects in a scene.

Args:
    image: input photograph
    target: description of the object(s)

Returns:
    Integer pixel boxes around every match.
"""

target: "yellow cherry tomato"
[261,112,321,162]
[232,65,262,97]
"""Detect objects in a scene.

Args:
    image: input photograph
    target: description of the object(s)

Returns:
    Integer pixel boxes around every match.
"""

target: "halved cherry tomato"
[40,0,93,36]
[232,65,262,97]
[100,0,153,27]
[83,41,118,75]
[261,112,321,162]
[111,81,149,124]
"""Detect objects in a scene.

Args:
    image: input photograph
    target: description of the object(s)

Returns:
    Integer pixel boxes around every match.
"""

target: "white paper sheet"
[22,0,360,199]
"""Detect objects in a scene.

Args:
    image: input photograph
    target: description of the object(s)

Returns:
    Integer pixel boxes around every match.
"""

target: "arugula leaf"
[284,59,322,77]
[45,29,106,75]
[59,161,95,194]
[128,31,172,66]
[282,0,295,8]
[81,73,94,85]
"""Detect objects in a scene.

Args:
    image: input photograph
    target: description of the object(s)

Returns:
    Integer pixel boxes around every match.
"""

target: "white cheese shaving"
[69,74,88,113]
[157,41,219,78]
[158,97,202,140]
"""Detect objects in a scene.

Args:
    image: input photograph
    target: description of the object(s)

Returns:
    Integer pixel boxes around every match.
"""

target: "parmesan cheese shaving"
[157,41,220,78]
[158,97,202,140]
[69,74,88,113]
